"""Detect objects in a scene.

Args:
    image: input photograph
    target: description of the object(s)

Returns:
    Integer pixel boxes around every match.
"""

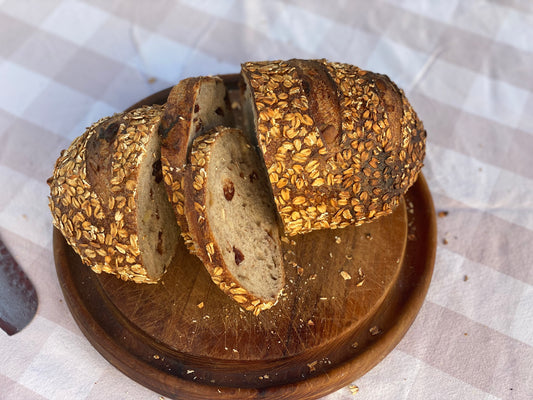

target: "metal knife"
[0,238,38,335]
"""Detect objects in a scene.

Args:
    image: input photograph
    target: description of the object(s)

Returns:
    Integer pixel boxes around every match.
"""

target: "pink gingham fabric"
[1,1,532,399]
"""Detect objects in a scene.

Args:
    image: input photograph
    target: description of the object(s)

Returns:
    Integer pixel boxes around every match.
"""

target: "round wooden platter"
[53,80,437,400]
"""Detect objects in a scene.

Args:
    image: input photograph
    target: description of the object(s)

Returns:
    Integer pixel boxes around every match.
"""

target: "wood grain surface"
[54,79,436,400]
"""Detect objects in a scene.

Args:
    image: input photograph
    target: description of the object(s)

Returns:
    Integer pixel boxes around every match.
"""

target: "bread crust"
[241,59,426,236]
[48,105,165,283]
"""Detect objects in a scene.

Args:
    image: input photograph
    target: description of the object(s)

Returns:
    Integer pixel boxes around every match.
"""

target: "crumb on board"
[463,274,469,281]
[369,326,382,336]
[297,266,304,276]
[335,236,342,244]
[307,319,315,326]
[442,238,448,245]
[340,270,352,280]
[197,302,204,309]
[309,273,317,280]
[153,354,160,359]
[438,210,449,218]
[351,341,359,349]
[307,360,318,372]
[365,233,372,240]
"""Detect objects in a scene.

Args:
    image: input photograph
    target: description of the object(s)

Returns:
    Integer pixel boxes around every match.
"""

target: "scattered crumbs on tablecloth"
[369,326,382,336]
[349,384,359,395]
[464,332,468,336]
[438,210,449,218]
[147,77,157,84]
[442,238,448,245]
[197,302,204,309]
[463,274,469,281]
[335,236,341,244]
[341,270,352,280]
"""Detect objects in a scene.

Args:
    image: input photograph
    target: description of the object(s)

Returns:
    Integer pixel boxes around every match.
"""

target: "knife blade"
[0,238,38,335]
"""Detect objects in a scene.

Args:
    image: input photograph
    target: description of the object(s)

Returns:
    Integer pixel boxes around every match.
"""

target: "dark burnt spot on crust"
[152,159,163,183]
[233,246,244,265]
[98,121,120,142]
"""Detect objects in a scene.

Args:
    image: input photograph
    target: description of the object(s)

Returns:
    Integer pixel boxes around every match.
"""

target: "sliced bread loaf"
[183,126,284,314]
[48,105,179,283]
[159,76,234,251]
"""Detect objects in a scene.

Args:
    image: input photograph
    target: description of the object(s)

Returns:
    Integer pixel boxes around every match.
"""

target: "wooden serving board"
[53,81,437,400]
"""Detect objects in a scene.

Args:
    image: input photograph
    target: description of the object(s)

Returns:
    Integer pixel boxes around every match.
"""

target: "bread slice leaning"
[183,126,284,314]
[48,105,179,283]
[159,76,234,252]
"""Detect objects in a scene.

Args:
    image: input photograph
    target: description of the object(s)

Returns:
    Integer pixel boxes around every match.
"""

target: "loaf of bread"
[49,58,425,312]
[48,105,179,283]
[183,126,284,314]
[159,76,233,252]
[241,59,426,235]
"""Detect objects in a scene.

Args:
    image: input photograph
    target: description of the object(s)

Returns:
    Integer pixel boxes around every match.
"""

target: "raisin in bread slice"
[159,76,234,251]
[241,59,426,236]
[183,126,284,315]
[48,105,179,283]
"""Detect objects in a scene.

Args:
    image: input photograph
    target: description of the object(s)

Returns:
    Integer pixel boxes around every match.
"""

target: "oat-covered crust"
[183,128,279,316]
[48,105,164,283]
[241,59,426,235]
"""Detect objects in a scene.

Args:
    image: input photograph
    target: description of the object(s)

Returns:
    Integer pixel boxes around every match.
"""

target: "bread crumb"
[351,341,359,349]
[307,360,318,372]
[349,384,359,394]
[369,326,382,336]
[365,233,372,240]
[309,273,317,280]
[340,270,351,280]
[442,238,448,245]
[438,210,449,218]
[463,274,468,281]
[297,266,304,276]
[187,369,194,374]
[147,77,157,84]
[307,319,315,326]
[153,354,160,359]
[197,302,204,309]
[335,236,341,244]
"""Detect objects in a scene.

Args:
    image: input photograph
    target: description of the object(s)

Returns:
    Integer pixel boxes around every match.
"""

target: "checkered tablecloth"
[1,0,532,399]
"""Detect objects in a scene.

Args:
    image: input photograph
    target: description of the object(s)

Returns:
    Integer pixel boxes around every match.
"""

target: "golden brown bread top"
[241,59,426,235]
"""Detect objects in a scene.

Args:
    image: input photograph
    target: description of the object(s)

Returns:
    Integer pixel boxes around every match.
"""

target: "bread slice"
[159,76,234,251]
[183,126,284,314]
[48,105,179,283]
[241,59,426,236]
